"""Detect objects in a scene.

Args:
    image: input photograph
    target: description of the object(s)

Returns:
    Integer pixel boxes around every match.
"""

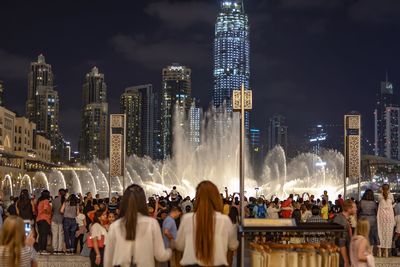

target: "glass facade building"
[79,67,108,162]
[161,64,192,159]
[121,84,155,158]
[213,0,250,112]
[374,77,400,160]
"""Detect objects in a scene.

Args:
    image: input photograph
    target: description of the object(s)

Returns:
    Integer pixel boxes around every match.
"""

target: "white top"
[76,213,85,227]
[378,193,394,209]
[91,223,108,245]
[104,214,171,267]
[176,212,239,266]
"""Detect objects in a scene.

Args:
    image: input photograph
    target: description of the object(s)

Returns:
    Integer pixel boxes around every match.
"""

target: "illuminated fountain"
[1,107,347,199]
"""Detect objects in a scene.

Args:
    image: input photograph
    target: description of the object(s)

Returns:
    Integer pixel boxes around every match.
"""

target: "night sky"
[1,0,400,151]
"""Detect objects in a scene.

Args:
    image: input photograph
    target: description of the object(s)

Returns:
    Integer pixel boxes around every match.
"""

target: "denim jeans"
[63,217,77,250]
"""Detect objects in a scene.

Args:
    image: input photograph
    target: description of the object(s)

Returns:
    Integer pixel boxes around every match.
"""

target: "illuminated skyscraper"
[79,67,108,162]
[268,114,288,152]
[213,0,250,129]
[25,55,67,162]
[121,84,154,158]
[26,54,54,122]
[374,75,400,159]
[188,101,201,149]
[161,64,192,158]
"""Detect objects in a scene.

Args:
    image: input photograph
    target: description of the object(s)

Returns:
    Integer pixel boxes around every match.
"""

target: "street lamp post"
[233,84,252,267]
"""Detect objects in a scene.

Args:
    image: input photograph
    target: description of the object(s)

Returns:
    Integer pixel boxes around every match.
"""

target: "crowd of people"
[0,182,398,267]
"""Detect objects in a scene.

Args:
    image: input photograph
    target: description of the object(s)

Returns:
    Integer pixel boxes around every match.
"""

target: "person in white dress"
[377,184,395,257]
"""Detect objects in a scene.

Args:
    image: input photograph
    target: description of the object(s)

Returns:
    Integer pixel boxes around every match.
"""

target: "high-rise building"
[161,64,192,158]
[374,76,400,160]
[268,114,288,151]
[308,125,327,155]
[35,85,60,152]
[0,80,4,107]
[26,54,53,122]
[213,0,250,129]
[153,92,163,160]
[188,102,201,149]
[307,124,343,154]
[121,84,155,158]
[79,67,108,162]
[250,128,261,163]
[25,55,66,162]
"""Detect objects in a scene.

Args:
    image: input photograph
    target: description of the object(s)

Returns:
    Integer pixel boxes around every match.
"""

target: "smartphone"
[24,221,31,236]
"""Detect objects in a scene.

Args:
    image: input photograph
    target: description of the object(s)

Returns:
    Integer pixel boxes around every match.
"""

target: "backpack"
[257,204,266,218]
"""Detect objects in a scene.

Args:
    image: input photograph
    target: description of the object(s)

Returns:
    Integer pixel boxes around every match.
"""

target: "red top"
[37,199,52,224]
[280,199,293,218]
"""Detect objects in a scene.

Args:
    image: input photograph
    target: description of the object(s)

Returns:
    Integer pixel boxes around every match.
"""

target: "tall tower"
[36,85,62,161]
[374,74,400,160]
[213,0,250,128]
[25,55,66,162]
[79,67,108,162]
[120,84,155,158]
[188,101,201,149]
[161,63,192,158]
[267,114,288,152]
[26,54,53,122]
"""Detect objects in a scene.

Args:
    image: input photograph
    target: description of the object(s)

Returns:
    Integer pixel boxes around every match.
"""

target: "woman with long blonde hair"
[176,181,239,266]
[350,218,374,267]
[0,216,37,267]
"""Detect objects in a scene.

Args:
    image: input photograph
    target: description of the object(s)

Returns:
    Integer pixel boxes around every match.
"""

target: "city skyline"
[1,0,400,151]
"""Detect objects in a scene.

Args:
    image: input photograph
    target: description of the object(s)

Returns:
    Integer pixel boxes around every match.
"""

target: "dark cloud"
[145,1,216,29]
[348,0,400,25]
[278,0,345,10]
[110,34,210,70]
[0,49,29,80]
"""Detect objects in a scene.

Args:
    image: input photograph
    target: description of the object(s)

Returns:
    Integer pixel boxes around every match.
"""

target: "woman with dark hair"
[377,184,395,257]
[36,190,52,254]
[292,209,302,224]
[90,209,108,267]
[61,194,79,254]
[104,184,171,267]
[16,189,35,222]
[175,180,239,266]
[358,189,379,254]
[228,205,239,225]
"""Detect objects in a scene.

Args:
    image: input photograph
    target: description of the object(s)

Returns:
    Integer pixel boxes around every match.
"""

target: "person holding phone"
[0,216,38,267]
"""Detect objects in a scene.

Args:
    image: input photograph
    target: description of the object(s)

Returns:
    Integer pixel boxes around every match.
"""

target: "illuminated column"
[344,114,361,198]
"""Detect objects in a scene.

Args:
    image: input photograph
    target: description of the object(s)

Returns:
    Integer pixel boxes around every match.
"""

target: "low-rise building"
[0,106,15,154]
[35,135,51,163]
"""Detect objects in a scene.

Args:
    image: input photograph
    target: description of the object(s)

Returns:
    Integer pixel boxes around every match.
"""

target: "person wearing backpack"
[253,198,267,218]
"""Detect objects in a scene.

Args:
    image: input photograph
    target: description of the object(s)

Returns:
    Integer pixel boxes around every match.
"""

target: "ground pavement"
[37,255,400,267]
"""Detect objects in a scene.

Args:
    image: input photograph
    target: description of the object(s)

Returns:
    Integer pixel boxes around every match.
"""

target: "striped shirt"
[0,246,37,267]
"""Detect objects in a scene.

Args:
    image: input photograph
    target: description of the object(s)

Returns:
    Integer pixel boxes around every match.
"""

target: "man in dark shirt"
[333,199,357,267]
